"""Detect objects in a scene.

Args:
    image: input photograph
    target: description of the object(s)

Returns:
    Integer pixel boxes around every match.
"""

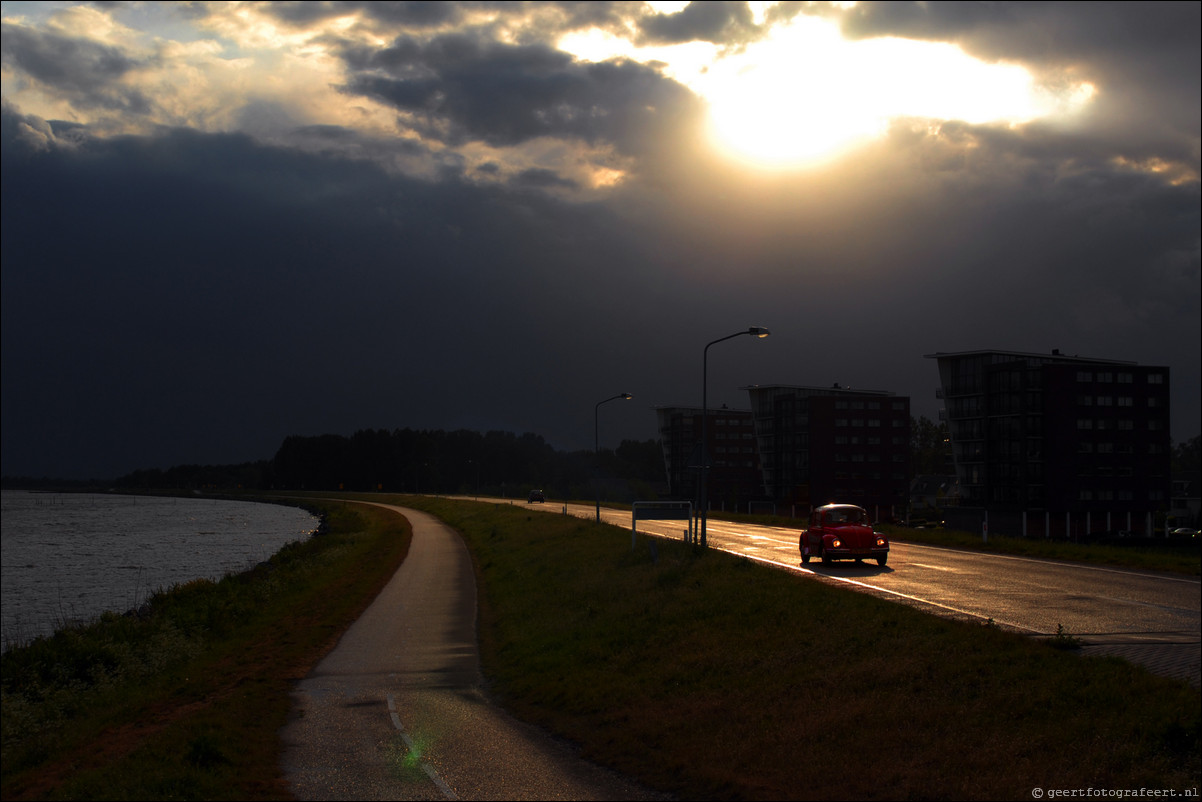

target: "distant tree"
[910,416,951,476]
[615,439,664,482]
[112,428,654,501]
[1172,435,1201,472]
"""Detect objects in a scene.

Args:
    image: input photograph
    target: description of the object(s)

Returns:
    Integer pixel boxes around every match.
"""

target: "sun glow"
[698,17,1063,168]
[561,11,1094,170]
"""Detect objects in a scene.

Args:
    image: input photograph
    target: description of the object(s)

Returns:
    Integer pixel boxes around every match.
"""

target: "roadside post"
[632,501,693,551]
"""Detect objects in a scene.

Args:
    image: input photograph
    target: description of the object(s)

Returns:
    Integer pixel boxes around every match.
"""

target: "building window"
[1077,371,1093,382]
[1077,419,1093,430]
[1097,396,1113,406]
[1097,372,1113,383]
[1118,373,1133,383]
[1148,373,1164,384]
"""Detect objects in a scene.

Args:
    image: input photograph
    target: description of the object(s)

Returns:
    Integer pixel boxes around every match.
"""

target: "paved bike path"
[279,503,664,800]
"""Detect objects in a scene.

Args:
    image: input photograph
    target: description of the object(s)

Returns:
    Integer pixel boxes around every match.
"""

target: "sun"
[697,15,1076,169]
[560,11,1094,170]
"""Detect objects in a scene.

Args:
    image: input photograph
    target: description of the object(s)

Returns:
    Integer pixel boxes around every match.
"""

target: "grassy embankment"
[398,496,1199,799]
[1,500,411,801]
[3,494,1199,799]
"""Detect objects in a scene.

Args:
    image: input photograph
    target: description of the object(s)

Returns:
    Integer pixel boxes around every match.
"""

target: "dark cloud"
[0,3,1197,481]
[636,1,763,46]
[0,22,154,114]
[253,1,637,44]
[841,1,1198,66]
[338,33,704,154]
[840,2,1201,157]
[262,0,463,28]
[0,106,676,478]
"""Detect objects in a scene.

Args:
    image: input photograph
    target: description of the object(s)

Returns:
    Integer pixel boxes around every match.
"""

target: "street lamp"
[700,327,770,547]
[595,392,633,522]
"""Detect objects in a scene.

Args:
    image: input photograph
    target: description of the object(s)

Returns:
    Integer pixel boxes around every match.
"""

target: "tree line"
[112,428,666,501]
[16,421,1194,499]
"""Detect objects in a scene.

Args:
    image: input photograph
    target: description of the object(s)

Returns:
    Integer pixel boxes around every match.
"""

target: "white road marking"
[733,551,1043,634]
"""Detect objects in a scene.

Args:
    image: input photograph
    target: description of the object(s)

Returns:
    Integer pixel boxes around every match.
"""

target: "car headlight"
[831,539,842,548]
[876,537,887,547]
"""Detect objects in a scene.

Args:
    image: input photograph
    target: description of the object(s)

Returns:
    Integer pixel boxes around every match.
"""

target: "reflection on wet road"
[549,500,1200,641]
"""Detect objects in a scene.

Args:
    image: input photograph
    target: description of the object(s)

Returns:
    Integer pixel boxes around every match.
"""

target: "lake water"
[0,490,319,647]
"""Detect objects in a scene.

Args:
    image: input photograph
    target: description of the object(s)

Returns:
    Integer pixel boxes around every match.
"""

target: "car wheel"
[801,553,810,564]
[877,554,888,567]
[821,548,832,565]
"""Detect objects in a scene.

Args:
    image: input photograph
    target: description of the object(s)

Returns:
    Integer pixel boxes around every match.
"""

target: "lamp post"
[595,392,633,522]
[700,327,770,547]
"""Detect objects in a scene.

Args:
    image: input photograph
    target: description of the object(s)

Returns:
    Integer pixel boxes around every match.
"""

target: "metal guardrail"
[631,501,694,548]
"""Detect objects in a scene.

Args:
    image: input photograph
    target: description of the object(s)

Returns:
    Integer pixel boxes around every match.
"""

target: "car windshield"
[826,508,867,525]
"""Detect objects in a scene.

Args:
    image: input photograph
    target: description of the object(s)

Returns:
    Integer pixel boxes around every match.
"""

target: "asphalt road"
[517,496,1201,686]
[278,502,666,801]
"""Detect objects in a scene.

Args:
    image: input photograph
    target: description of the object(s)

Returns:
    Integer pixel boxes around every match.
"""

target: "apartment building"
[743,384,911,517]
[925,350,1171,537]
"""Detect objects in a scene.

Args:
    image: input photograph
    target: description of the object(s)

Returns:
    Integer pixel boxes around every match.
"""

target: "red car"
[800,503,889,566]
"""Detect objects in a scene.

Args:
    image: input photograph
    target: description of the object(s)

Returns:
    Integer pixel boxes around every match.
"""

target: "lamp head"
[748,326,770,338]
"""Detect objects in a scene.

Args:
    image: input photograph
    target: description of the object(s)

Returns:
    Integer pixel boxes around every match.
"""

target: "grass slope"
[1,501,411,800]
[400,496,1199,800]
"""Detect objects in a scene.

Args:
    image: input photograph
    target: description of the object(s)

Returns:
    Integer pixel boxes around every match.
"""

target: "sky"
[1,1,1199,480]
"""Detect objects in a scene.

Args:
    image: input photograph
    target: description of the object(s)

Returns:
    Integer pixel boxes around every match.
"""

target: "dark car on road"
[527,489,545,503]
